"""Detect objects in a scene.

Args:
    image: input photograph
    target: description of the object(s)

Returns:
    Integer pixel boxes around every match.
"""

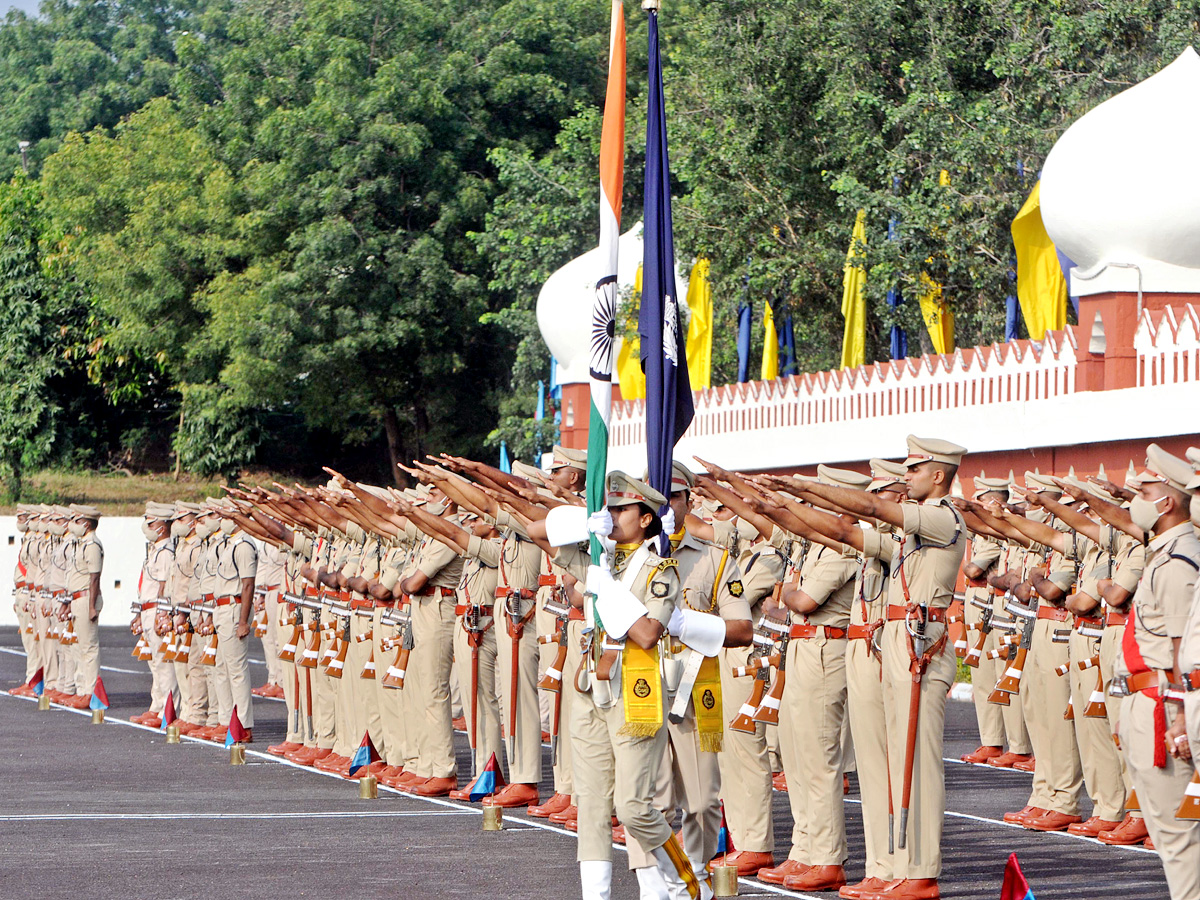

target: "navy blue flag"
[736,303,752,383]
[639,8,693,517]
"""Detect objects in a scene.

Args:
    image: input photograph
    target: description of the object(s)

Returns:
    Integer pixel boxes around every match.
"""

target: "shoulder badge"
[655,558,679,571]
[728,579,744,598]
[651,581,669,598]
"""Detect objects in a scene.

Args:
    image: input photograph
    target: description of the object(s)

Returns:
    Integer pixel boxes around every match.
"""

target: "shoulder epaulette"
[653,558,679,571]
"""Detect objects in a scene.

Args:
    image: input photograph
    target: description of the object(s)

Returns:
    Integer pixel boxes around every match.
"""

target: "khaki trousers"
[718,645,774,853]
[572,681,671,863]
[653,700,722,870]
[881,619,954,880]
[15,592,36,681]
[141,607,177,714]
[537,589,576,796]
[964,604,1005,747]
[374,609,408,766]
[331,620,355,758]
[274,602,304,745]
[213,604,254,728]
[177,615,209,725]
[452,617,500,777]
[313,623,337,749]
[346,610,382,755]
[497,602,543,784]
[780,635,848,866]
[410,597,457,780]
[1101,622,1137,815]
[261,589,282,686]
[1120,693,1200,900]
[33,601,56,688]
[69,596,100,696]
[846,637,891,880]
[1021,620,1082,814]
[1068,629,1124,821]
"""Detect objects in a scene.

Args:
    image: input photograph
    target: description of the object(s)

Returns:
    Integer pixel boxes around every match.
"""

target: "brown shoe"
[267,741,303,757]
[960,745,1003,764]
[451,716,467,732]
[758,860,810,885]
[396,770,424,787]
[176,721,201,736]
[379,767,407,788]
[1097,815,1150,846]
[284,747,321,765]
[860,878,940,900]
[988,751,1032,768]
[1002,806,1046,825]
[240,729,253,744]
[710,850,774,877]
[450,776,479,801]
[784,864,847,891]
[269,684,286,699]
[69,694,92,709]
[611,824,626,844]
[1144,836,1155,850]
[1024,810,1082,832]
[1067,816,1123,837]
[1012,756,1037,772]
[251,684,272,697]
[565,818,578,832]
[410,776,457,797]
[528,792,571,818]
[542,730,552,744]
[840,877,893,899]
[482,783,539,808]
[549,804,578,825]
[772,772,788,792]
[844,774,851,795]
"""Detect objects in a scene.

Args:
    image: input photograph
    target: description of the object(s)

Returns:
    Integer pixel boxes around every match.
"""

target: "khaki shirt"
[853,524,898,626]
[671,530,751,624]
[258,542,287,587]
[414,535,465,592]
[47,536,68,593]
[66,534,103,595]
[1178,579,1200,672]
[212,533,258,598]
[611,543,679,630]
[460,537,500,609]
[171,536,203,605]
[141,539,175,603]
[795,541,857,628]
[1125,522,1200,673]
[863,497,966,610]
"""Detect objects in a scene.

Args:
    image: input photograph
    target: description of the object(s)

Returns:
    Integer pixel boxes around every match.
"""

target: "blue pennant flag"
[716,800,734,857]
[348,731,381,777]
[469,751,507,801]
[499,441,511,474]
[29,667,44,697]
[90,676,110,711]
[639,7,693,525]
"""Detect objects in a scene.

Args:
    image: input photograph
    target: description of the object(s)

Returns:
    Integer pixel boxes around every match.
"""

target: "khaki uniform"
[48,534,74,692]
[345,532,384,757]
[1117,522,1200,899]
[14,530,36,682]
[1020,522,1083,816]
[408,532,464,780]
[537,549,581,801]
[257,542,287,688]
[1067,531,1125,822]
[852,526,898,880]
[991,542,1033,754]
[140,538,178,714]
[171,535,207,726]
[307,533,338,749]
[562,542,680,864]
[963,533,1004,747]
[862,497,965,880]
[211,530,257,729]
[453,536,501,775]
[779,539,857,868]
[376,536,417,767]
[715,519,785,855]
[65,532,103,697]
[328,531,363,759]
[627,529,748,871]
[198,534,221,727]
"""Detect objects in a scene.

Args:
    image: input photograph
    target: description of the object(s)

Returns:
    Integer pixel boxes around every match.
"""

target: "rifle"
[729,586,787,733]
[381,606,414,689]
[502,587,536,768]
[992,596,1036,696]
[463,601,486,755]
[326,616,350,678]
[897,600,947,851]
[536,591,571,765]
[962,597,994,668]
[751,608,791,726]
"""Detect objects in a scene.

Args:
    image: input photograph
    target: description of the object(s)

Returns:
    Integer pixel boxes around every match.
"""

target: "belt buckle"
[1108,675,1130,698]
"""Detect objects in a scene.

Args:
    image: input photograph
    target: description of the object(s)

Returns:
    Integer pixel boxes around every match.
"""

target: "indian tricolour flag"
[586,0,625,566]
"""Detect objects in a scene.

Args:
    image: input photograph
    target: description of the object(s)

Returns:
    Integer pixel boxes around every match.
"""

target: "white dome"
[1041,46,1200,296]
[536,221,687,386]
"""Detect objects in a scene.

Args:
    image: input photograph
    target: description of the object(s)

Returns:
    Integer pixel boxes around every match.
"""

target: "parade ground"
[0,627,1170,900]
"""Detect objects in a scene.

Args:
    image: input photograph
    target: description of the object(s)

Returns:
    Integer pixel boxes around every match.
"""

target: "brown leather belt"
[305,587,319,598]
[848,624,878,641]
[70,590,90,601]
[1181,670,1200,692]
[329,590,351,602]
[416,585,456,597]
[538,574,558,587]
[350,599,373,610]
[1124,671,1160,694]
[141,602,158,611]
[52,590,65,598]
[204,593,216,603]
[215,595,238,607]
[1106,611,1129,627]
[373,599,394,609]
[886,604,947,623]
[455,604,494,617]
[260,583,281,590]
[1037,605,1070,622]
[568,607,585,622]
[495,587,536,600]
[1074,615,1103,631]
[789,624,847,640]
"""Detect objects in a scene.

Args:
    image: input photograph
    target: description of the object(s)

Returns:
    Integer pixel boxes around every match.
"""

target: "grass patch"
[2,469,295,516]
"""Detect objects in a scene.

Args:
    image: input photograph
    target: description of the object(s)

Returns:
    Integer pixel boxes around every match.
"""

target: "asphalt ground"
[0,626,1171,900]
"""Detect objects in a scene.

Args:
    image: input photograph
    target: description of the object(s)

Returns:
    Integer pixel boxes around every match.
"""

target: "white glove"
[545,505,590,547]
[675,608,726,657]
[660,507,676,537]
[588,565,650,640]
[588,510,614,538]
[668,607,686,637]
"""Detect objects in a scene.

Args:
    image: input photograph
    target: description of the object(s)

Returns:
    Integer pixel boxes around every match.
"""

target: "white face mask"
[49,522,66,537]
[15,519,27,533]
[194,520,215,539]
[142,522,159,541]
[1129,495,1168,534]
[1190,494,1200,527]
[68,522,87,537]
[219,518,237,535]
[171,520,189,539]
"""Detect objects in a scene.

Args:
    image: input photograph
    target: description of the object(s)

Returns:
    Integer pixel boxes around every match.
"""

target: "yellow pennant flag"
[685,258,713,390]
[917,272,954,355]
[1011,181,1068,339]
[840,210,867,368]
[761,300,779,380]
[616,264,647,399]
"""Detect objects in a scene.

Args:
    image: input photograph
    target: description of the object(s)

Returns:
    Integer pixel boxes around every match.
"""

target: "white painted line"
[0,645,146,676]
[0,811,475,822]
